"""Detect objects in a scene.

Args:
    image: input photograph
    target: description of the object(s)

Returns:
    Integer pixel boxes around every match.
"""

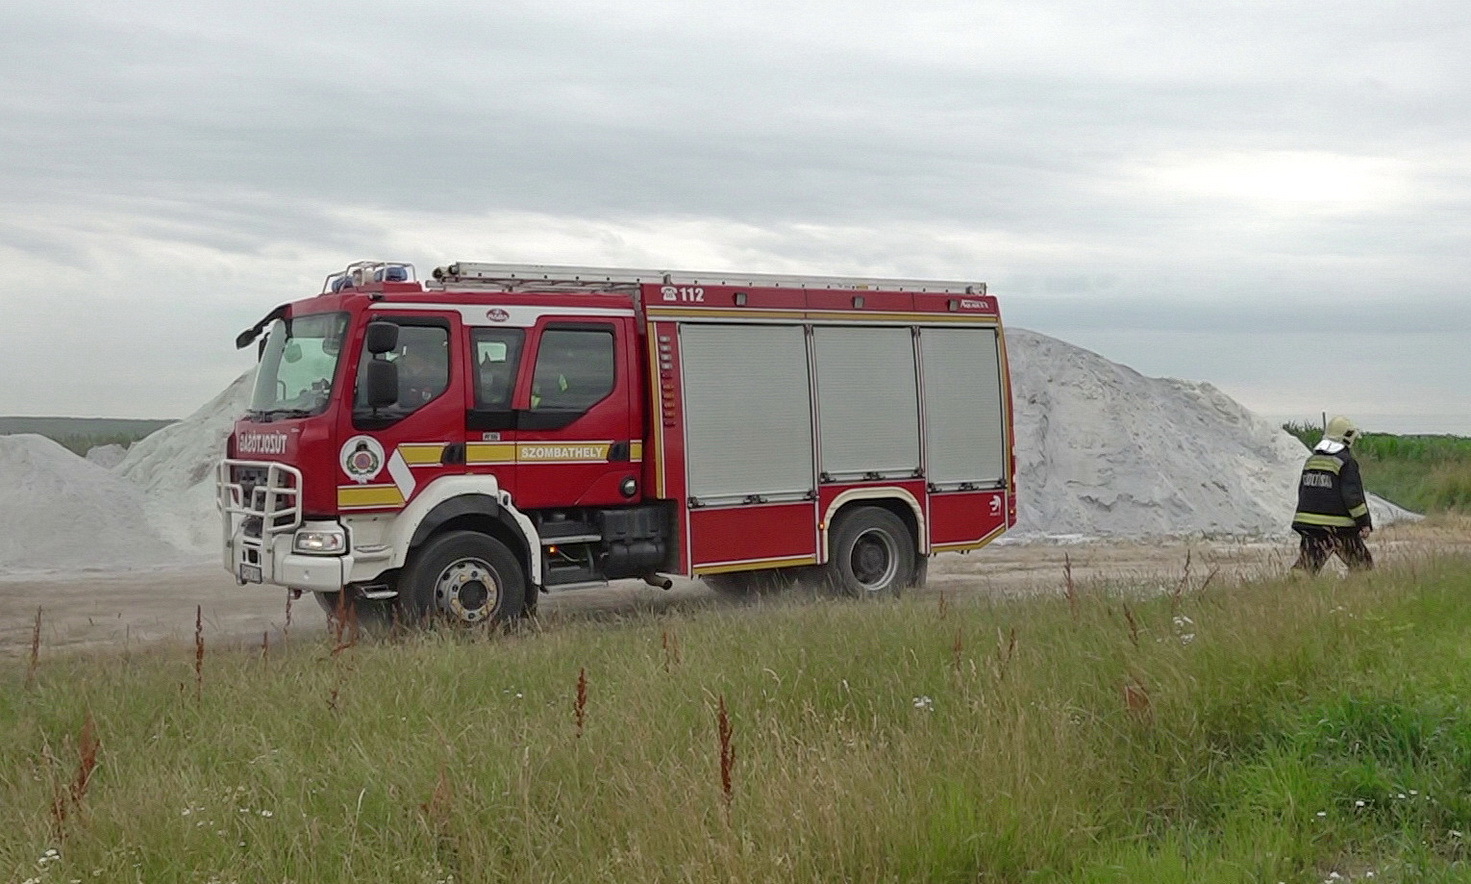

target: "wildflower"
[1316,811,1328,817]
[912,696,934,711]
[1355,799,1366,807]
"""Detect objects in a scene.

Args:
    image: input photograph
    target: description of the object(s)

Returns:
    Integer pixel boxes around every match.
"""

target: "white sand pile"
[84,443,128,468]
[114,371,254,556]
[1008,328,1417,538]
[0,434,175,575]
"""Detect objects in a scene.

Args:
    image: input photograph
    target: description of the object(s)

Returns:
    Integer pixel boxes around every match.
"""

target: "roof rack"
[430,262,987,295]
[322,261,416,294]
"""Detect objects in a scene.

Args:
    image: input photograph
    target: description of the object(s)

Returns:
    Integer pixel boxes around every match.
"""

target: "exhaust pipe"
[643,573,673,590]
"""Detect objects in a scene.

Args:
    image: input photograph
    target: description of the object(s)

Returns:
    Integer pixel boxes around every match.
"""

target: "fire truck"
[219,261,1016,624]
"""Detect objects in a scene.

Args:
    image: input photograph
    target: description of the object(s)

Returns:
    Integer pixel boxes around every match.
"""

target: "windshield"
[248,312,348,419]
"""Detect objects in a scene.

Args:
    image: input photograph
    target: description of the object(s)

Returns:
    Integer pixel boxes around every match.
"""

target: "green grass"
[1283,422,1471,514]
[7,557,1471,881]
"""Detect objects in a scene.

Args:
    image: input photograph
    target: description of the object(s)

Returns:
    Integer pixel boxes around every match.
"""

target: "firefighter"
[1291,415,1373,573]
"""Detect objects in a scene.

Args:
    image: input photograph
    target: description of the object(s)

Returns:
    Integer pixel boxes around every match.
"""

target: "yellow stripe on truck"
[465,441,639,465]
[466,442,516,465]
[397,443,446,466]
[338,485,406,508]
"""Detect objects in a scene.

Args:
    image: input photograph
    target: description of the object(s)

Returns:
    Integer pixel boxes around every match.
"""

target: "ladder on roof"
[430,262,987,295]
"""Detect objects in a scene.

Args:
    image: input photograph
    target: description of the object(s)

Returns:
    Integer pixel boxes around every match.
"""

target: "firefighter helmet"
[1325,415,1359,444]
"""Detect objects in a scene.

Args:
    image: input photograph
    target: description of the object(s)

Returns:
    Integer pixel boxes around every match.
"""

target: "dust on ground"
[3,519,1467,660]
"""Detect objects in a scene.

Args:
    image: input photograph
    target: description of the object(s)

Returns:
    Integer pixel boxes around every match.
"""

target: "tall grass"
[1283,422,1471,514]
[6,557,1471,881]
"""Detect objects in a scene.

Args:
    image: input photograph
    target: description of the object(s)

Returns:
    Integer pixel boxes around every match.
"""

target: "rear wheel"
[400,531,526,626]
[823,507,916,598]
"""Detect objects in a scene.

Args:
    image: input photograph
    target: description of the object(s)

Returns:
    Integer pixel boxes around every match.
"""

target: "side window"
[530,328,615,412]
[472,328,525,409]
[354,323,450,418]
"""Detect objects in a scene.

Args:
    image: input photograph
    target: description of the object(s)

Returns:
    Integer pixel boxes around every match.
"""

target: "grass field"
[7,543,1471,882]
[1284,423,1471,514]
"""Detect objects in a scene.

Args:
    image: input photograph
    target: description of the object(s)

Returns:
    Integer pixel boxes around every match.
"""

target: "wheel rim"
[433,557,500,623]
[849,528,898,592]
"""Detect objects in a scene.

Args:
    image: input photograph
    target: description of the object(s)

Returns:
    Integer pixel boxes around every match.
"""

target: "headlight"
[293,527,347,555]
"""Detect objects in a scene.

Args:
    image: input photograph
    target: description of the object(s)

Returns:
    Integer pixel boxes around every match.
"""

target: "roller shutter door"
[680,324,814,503]
[813,327,920,479]
[920,327,1005,487]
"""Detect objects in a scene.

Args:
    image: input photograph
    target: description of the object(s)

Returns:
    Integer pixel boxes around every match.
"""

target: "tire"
[823,507,916,598]
[910,554,930,589]
[400,530,526,626]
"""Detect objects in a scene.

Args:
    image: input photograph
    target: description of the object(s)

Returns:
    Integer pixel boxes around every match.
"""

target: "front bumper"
[219,459,350,592]
[227,526,358,592]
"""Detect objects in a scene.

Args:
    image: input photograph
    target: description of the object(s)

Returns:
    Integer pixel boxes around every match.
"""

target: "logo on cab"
[340,435,386,484]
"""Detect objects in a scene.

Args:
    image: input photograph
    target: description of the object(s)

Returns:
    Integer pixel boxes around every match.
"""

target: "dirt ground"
[3,520,1467,660]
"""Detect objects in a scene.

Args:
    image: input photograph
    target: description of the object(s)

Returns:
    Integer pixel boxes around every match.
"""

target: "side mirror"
[363,359,399,408]
[364,321,399,355]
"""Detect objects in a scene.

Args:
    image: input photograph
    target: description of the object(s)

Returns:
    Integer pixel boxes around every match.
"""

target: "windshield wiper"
[253,408,315,422]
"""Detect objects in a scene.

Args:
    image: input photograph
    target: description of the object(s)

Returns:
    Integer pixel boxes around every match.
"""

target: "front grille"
[219,459,304,538]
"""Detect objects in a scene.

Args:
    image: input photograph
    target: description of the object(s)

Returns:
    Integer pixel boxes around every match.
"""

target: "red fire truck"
[219,261,1016,623]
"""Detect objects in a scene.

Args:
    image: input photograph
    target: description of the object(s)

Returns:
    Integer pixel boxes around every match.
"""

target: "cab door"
[338,311,465,514]
[509,317,639,510]
[465,325,527,500]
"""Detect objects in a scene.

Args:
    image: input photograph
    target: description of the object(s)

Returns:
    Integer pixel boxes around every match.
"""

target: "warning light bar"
[322,261,416,294]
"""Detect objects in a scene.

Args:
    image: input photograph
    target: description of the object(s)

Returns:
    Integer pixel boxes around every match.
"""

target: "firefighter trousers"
[1292,527,1374,574]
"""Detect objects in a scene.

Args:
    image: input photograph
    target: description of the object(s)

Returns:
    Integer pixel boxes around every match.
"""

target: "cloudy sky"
[3,0,1468,432]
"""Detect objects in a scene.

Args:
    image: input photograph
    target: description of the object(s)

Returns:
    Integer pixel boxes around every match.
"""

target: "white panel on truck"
[813,327,920,479]
[920,327,1005,487]
[680,324,814,503]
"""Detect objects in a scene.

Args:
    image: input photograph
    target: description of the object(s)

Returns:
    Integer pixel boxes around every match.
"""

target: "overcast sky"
[3,0,1468,432]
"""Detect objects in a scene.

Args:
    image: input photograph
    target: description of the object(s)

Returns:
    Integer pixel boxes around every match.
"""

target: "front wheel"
[823,507,916,598]
[400,531,526,626]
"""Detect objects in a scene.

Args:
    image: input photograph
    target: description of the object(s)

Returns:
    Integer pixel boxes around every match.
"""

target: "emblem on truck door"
[340,435,386,484]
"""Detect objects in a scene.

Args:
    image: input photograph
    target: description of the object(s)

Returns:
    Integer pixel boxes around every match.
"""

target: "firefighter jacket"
[1292,441,1372,531]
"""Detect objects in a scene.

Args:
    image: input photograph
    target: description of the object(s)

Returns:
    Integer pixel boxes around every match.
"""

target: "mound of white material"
[84,443,128,468]
[1008,328,1416,538]
[0,434,175,574]
[115,371,254,555]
